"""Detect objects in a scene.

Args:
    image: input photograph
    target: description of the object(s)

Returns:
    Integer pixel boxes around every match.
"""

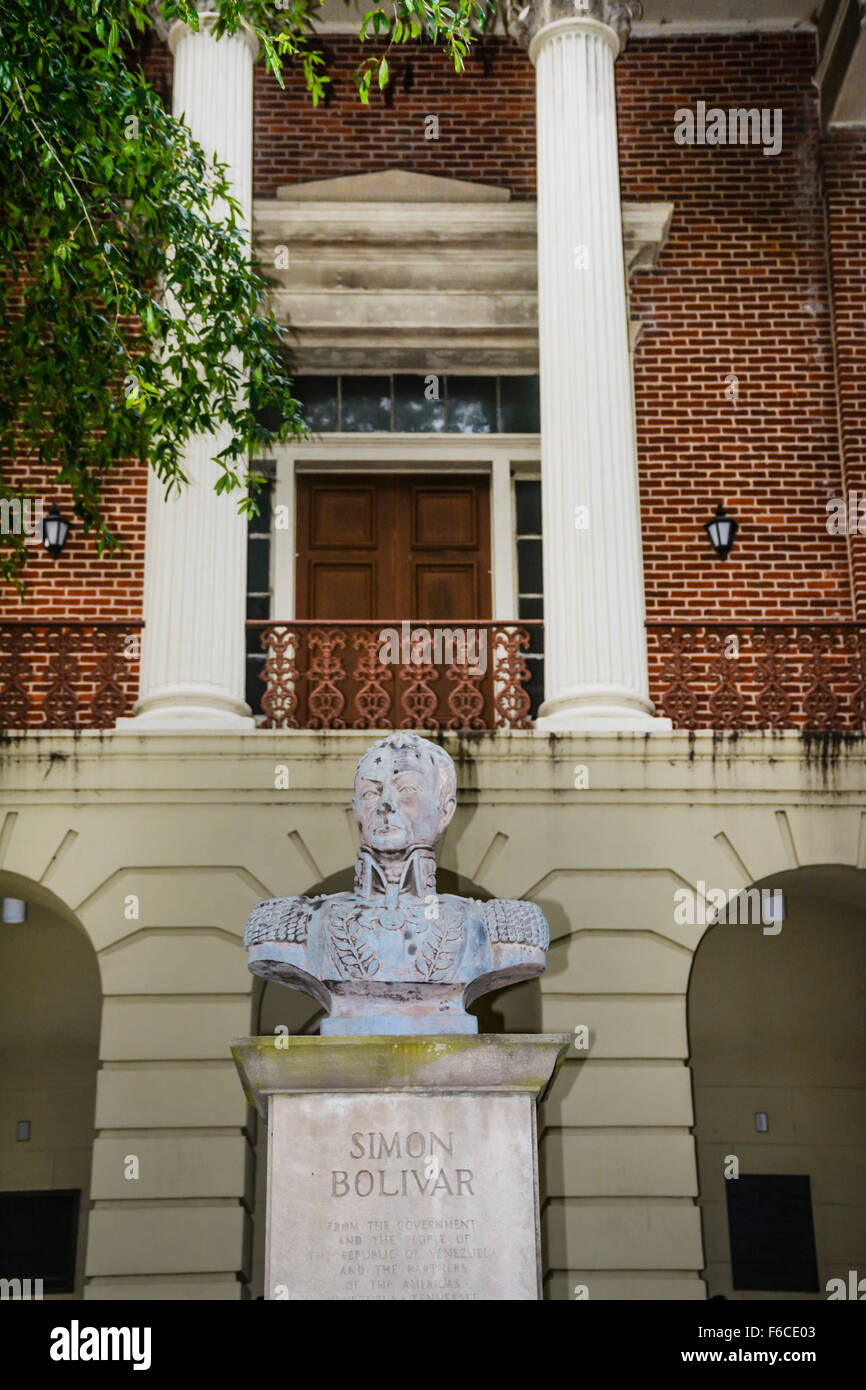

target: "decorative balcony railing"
[247,620,542,731]
[0,621,143,729]
[4,618,861,734]
[646,623,866,731]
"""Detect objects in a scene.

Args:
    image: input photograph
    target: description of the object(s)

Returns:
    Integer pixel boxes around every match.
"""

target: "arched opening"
[688,865,866,1299]
[0,875,101,1299]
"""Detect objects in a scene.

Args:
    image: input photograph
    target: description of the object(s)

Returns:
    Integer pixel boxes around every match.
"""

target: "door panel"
[308,564,375,620]
[296,474,490,620]
[294,472,493,727]
[412,563,481,618]
[407,481,490,619]
[309,485,377,548]
[412,486,479,549]
[297,477,382,621]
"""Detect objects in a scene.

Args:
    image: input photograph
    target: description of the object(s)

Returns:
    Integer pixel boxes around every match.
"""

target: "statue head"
[244,728,551,1035]
[352,732,456,857]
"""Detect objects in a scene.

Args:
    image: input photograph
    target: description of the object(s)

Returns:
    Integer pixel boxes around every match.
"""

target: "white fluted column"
[516,0,668,729]
[130,14,258,727]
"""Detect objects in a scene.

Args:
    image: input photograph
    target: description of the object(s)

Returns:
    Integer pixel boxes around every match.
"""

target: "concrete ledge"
[231,1033,570,1118]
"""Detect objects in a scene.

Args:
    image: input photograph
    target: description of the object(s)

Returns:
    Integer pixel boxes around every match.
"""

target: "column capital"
[149,3,260,60]
[508,0,640,59]
[169,12,260,60]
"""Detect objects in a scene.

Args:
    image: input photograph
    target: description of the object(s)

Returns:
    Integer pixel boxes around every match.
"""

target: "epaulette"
[482,899,549,949]
[244,897,315,948]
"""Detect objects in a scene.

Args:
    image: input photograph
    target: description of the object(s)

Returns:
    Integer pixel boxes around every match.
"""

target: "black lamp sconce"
[704,503,739,560]
[42,503,71,558]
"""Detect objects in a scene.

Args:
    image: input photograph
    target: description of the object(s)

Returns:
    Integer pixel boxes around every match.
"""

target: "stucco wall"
[0,902,101,1298]
[0,728,863,1299]
[691,878,866,1299]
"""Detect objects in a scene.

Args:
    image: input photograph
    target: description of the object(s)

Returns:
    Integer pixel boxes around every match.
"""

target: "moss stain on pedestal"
[231,1033,570,1118]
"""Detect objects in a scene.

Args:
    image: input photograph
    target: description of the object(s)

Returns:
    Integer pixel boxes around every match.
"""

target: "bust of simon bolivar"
[244,731,550,1034]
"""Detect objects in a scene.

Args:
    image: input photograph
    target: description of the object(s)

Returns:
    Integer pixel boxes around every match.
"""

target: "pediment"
[276,168,511,203]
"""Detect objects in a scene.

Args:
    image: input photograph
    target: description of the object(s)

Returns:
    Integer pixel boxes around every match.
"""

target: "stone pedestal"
[232,1034,569,1301]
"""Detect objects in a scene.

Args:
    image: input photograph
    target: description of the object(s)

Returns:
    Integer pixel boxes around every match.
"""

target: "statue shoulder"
[481,899,550,950]
[244,895,321,947]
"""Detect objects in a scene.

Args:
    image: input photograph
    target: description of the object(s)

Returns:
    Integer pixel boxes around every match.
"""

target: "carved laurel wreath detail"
[328,906,380,978]
[415,906,463,982]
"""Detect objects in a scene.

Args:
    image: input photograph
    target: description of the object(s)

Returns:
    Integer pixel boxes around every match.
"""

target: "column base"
[536,684,672,732]
[117,685,255,731]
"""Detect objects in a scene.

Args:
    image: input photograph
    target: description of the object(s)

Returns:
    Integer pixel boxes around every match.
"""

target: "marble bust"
[244,731,550,1034]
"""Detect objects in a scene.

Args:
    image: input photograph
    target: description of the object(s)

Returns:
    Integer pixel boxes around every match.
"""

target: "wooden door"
[294,473,493,727]
[296,474,491,620]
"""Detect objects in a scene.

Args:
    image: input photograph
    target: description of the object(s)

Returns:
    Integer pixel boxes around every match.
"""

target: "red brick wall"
[0,460,147,621]
[3,30,863,728]
[0,26,163,625]
[621,33,853,624]
[824,128,866,620]
[255,31,855,622]
[253,37,536,197]
[0,455,146,725]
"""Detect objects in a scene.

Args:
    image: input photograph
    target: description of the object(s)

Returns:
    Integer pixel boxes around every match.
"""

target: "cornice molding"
[252,192,673,371]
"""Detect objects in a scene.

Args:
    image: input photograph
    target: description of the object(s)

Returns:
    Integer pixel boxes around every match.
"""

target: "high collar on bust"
[354,846,437,907]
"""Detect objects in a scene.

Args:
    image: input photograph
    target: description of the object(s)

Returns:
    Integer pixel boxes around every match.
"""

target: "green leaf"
[0,0,478,593]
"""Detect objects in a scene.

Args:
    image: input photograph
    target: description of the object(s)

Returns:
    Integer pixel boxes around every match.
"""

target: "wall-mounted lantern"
[42,503,71,558]
[704,503,738,560]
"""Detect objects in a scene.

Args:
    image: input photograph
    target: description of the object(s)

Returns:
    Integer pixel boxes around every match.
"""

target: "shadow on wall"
[688,864,866,1301]
[0,876,101,1300]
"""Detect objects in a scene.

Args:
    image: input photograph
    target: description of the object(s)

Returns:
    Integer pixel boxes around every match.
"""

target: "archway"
[0,874,101,1299]
[688,865,866,1299]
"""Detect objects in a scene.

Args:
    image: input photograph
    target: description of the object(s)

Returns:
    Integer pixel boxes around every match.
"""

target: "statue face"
[353,746,453,853]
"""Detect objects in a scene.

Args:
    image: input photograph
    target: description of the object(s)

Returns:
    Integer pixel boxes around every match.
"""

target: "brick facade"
[824,128,866,621]
[253,31,857,623]
[0,457,147,621]
[2,29,863,724]
[622,34,853,624]
[253,36,535,197]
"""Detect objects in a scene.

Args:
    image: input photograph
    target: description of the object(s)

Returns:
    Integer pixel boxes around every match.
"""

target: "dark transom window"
[276,375,540,434]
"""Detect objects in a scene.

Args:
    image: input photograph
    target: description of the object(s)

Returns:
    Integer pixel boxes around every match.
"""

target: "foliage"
[0,0,490,588]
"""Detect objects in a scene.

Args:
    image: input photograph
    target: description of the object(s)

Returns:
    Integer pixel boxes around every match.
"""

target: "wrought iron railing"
[247,620,541,730]
[646,622,866,731]
[6,617,859,734]
[0,621,143,729]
